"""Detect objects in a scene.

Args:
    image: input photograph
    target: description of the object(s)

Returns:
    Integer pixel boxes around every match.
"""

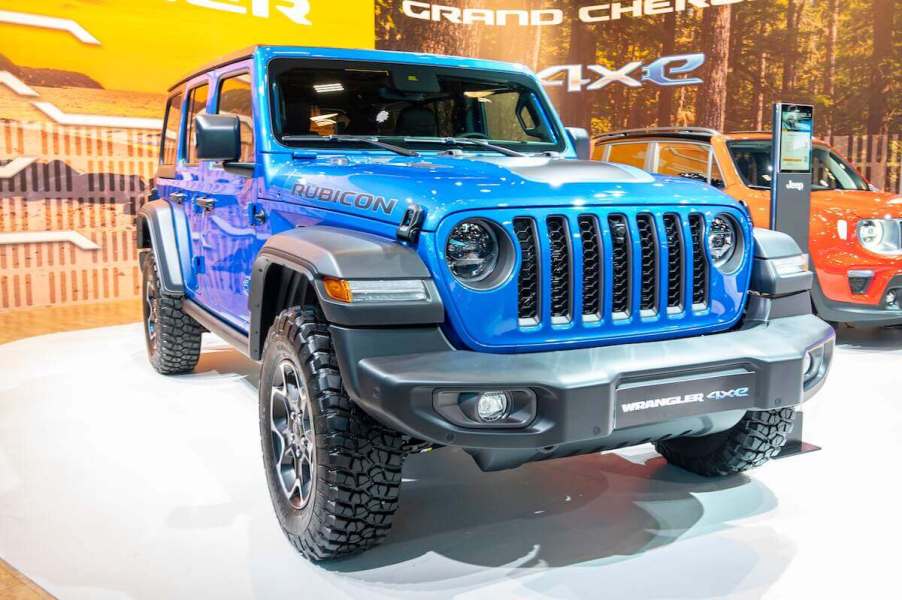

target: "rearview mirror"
[566,127,590,160]
[195,113,240,162]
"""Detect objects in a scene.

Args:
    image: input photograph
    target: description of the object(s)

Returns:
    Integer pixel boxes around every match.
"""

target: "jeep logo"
[537,54,705,92]
[785,180,805,191]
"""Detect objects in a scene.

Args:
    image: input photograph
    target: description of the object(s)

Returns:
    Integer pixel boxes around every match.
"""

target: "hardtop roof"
[167,45,534,92]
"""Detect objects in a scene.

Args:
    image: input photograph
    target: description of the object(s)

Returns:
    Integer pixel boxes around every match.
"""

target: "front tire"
[259,306,407,560]
[140,250,202,375]
[654,408,794,477]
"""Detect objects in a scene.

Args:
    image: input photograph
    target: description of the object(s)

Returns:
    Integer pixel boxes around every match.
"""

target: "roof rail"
[593,127,722,141]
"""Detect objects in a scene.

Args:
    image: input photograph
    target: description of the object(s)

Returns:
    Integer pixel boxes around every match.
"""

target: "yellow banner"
[0,0,375,93]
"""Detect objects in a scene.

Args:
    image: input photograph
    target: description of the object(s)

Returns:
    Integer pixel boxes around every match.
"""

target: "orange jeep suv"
[593,128,902,326]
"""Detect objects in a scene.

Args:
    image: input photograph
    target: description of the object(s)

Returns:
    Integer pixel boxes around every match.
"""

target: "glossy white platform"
[1,324,900,599]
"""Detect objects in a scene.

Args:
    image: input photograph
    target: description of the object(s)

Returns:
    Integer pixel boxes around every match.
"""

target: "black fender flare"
[248,226,444,360]
[749,228,814,296]
[136,200,191,296]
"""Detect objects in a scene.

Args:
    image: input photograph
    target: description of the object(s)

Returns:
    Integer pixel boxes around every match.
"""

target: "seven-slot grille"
[514,212,711,326]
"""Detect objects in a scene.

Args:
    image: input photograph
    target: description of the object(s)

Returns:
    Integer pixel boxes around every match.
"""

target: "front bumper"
[333,313,834,454]
[812,274,902,326]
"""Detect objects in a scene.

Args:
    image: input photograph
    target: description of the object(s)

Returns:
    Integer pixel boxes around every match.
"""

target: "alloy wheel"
[270,360,316,509]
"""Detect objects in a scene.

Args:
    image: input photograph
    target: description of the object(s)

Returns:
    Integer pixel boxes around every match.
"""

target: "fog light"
[476,391,509,423]
[848,270,874,295]
[803,345,825,387]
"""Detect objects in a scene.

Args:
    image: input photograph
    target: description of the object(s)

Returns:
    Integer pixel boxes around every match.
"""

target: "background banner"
[376,1,900,186]
[0,1,373,314]
[0,0,900,317]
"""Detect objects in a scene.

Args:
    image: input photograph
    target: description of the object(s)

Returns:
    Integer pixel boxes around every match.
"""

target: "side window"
[216,73,255,162]
[160,93,183,165]
[481,91,546,142]
[607,143,648,169]
[184,83,209,164]
[656,142,710,182]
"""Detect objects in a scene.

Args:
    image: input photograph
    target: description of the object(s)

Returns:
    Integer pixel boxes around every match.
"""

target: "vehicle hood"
[265,154,742,231]
[810,188,902,219]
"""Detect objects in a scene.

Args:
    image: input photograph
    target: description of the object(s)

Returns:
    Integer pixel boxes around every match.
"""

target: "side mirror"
[566,127,591,160]
[195,113,240,162]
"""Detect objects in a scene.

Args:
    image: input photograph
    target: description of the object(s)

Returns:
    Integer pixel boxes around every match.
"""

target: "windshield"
[727,140,868,191]
[268,58,563,154]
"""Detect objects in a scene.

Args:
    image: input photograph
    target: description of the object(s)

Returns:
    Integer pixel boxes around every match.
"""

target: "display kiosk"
[770,103,814,249]
[769,103,820,458]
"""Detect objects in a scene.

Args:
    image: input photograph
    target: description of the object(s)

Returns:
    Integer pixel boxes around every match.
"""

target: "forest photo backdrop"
[0,0,899,317]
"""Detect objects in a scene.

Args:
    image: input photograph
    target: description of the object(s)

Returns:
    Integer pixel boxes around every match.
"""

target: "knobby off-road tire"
[654,408,794,477]
[140,251,202,375]
[259,306,408,560]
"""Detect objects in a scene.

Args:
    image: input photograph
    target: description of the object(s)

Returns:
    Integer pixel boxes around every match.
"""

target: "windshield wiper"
[439,137,525,157]
[281,135,419,157]
[399,136,525,157]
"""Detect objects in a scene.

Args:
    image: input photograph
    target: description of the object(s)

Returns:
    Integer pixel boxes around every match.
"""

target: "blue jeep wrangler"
[138,46,835,560]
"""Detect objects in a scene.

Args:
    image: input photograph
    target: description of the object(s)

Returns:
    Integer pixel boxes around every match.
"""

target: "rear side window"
[184,83,209,164]
[657,143,709,178]
[216,74,255,162]
[160,93,183,165]
[607,143,648,168]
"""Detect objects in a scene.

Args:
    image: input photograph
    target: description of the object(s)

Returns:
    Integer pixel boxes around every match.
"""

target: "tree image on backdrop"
[375,0,900,140]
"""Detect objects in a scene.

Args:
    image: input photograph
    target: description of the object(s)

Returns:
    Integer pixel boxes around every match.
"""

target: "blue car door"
[179,80,219,309]
[195,67,268,330]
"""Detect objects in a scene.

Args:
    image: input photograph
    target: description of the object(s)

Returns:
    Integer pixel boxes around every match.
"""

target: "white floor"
[0,324,900,600]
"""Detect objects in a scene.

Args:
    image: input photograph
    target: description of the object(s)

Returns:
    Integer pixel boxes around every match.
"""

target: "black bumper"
[332,313,835,454]
[812,276,902,327]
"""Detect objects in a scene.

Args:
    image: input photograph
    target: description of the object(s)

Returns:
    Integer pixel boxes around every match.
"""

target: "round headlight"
[857,219,886,249]
[446,220,499,283]
[707,215,738,268]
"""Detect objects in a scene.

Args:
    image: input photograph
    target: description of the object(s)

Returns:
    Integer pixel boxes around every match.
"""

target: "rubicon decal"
[621,386,750,413]
[291,183,398,215]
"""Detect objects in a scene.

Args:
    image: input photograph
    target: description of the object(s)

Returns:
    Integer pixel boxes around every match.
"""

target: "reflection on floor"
[0,324,900,599]
[0,558,51,600]
[0,299,140,344]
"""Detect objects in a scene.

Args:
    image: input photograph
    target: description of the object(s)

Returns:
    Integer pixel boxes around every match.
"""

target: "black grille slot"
[513,217,539,323]
[578,216,602,318]
[608,214,631,316]
[663,214,683,309]
[689,214,709,306]
[636,214,658,313]
[547,217,571,321]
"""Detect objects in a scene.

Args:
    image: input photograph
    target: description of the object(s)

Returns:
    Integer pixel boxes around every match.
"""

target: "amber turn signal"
[322,277,353,303]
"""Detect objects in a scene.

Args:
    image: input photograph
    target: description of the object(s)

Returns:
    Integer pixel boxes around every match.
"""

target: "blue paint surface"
[156,46,754,352]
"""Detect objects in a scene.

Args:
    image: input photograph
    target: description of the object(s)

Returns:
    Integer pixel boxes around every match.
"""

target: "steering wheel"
[457,132,489,139]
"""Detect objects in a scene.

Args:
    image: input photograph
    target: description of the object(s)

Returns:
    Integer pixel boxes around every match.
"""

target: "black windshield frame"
[267,58,565,154]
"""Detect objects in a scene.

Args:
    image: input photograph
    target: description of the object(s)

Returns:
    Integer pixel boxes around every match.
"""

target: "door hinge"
[248,202,267,225]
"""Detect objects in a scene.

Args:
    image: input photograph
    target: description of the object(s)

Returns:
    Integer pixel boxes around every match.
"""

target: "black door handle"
[196,196,216,210]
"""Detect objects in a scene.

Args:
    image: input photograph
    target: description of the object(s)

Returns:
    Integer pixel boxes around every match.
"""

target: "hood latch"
[397,204,425,243]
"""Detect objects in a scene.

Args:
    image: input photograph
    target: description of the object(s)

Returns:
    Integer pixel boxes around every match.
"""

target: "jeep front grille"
[546,216,571,322]
[689,214,709,307]
[578,216,602,319]
[663,214,684,310]
[513,217,540,323]
[516,211,711,327]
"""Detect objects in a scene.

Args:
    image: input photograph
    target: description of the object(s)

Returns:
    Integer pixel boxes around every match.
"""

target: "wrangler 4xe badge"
[621,386,750,414]
[292,183,398,215]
